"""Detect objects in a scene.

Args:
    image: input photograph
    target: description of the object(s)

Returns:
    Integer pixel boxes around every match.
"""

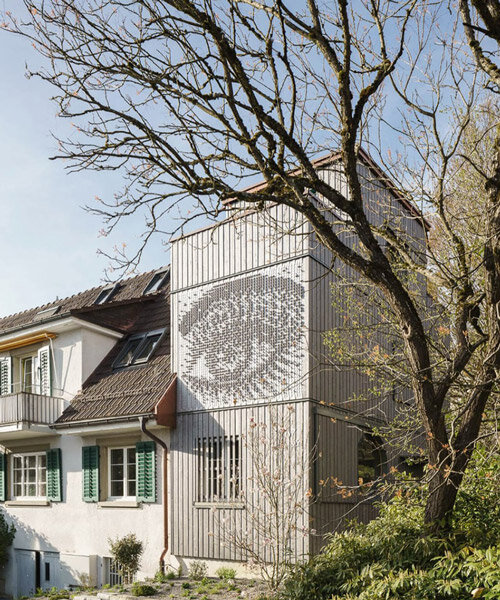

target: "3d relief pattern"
[177,264,306,407]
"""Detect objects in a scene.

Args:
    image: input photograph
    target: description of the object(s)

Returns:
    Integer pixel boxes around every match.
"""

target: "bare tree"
[215,405,315,590]
[2,0,499,530]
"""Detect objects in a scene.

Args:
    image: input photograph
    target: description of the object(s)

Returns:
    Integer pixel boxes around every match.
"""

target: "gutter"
[139,416,169,574]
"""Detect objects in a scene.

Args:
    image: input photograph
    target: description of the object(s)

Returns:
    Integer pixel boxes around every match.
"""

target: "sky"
[0,11,172,318]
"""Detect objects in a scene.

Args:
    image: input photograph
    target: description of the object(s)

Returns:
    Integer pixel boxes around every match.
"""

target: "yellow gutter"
[0,332,57,352]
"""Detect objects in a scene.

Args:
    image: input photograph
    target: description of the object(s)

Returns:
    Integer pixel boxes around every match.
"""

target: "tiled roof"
[0,268,168,335]
[56,272,173,424]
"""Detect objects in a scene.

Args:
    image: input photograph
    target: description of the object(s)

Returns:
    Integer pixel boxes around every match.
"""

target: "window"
[108,447,136,500]
[21,357,34,392]
[197,435,240,502]
[113,330,164,369]
[143,269,169,295]
[34,306,60,321]
[398,456,426,479]
[15,347,52,395]
[82,442,156,504]
[357,432,386,484]
[94,284,119,305]
[12,452,47,499]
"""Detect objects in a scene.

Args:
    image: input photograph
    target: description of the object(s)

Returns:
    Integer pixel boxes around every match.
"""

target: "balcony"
[0,392,66,439]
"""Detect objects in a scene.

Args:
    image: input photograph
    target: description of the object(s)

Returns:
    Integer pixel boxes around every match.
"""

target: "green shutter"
[0,453,6,502]
[82,445,100,502]
[136,441,156,503]
[46,448,62,502]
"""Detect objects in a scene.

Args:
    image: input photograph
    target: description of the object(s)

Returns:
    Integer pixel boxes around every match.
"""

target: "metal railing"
[0,392,65,426]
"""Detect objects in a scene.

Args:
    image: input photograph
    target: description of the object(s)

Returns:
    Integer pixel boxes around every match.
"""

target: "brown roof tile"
[56,277,172,424]
[0,267,174,425]
[0,268,169,335]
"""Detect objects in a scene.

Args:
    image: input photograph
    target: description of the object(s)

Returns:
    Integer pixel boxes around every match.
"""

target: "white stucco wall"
[2,427,169,596]
[52,326,118,400]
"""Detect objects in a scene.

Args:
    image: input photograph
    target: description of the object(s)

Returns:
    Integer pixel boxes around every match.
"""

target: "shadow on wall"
[0,514,86,598]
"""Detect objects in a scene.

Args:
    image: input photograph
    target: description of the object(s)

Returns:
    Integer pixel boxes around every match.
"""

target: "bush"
[153,570,176,582]
[188,560,207,580]
[131,582,157,597]
[280,451,500,600]
[108,533,144,584]
[216,566,236,580]
[0,510,15,567]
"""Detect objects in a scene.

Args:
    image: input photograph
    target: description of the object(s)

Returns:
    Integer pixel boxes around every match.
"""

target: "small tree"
[216,404,316,590]
[108,533,143,584]
[0,510,15,568]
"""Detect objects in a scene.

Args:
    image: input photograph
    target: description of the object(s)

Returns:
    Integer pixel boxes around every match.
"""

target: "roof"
[0,266,173,426]
[223,146,430,230]
[0,268,169,336]
[56,280,173,424]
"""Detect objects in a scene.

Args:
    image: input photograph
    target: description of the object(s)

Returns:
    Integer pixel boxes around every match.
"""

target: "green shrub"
[0,510,15,568]
[216,566,236,580]
[280,451,500,600]
[130,582,157,597]
[153,570,176,582]
[188,560,207,580]
[181,582,191,589]
[108,533,144,584]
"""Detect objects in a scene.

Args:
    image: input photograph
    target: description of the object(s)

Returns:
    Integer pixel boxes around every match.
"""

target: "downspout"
[139,416,169,573]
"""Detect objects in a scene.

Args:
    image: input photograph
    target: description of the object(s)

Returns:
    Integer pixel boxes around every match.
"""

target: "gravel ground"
[29,577,272,600]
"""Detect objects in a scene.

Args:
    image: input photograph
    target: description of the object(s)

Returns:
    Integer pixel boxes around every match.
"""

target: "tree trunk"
[424,471,461,532]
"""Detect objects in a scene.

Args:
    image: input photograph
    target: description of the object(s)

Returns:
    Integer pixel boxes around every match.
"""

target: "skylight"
[34,306,60,321]
[94,284,119,305]
[113,329,165,369]
[143,270,169,295]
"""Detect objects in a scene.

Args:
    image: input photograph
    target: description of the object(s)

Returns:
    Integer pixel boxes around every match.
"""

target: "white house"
[0,150,426,596]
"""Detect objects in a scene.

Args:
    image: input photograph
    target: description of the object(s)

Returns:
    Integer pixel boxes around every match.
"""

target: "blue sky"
[0,20,171,318]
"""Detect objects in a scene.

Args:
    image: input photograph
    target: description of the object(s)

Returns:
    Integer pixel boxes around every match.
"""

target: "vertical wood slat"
[170,402,310,560]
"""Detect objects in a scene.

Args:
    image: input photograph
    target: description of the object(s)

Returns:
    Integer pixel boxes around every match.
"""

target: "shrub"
[0,510,15,567]
[280,451,500,600]
[153,570,176,582]
[216,566,236,580]
[130,582,157,597]
[108,533,144,584]
[188,560,207,580]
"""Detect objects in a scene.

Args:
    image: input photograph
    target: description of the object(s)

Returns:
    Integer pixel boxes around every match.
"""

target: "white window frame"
[20,355,34,393]
[11,451,47,500]
[143,270,169,295]
[94,284,119,305]
[107,446,136,501]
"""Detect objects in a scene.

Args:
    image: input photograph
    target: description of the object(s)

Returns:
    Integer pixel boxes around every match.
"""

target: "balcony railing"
[0,392,65,426]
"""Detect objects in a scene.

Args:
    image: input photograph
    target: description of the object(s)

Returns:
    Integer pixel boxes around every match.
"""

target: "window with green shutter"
[46,448,62,502]
[82,446,100,502]
[0,452,6,502]
[136,441,156,503]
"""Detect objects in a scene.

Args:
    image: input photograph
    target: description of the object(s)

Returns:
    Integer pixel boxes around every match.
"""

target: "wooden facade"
[169,157,426,563]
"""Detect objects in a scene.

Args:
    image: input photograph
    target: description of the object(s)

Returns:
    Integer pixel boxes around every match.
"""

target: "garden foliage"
[280,451,500,600]
[0,510,15,567]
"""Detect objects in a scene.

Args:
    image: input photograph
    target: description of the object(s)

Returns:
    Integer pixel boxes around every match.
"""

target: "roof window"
[94,284,119,305]
[113,329,165,369]
[34,306,60,321]
[143,270,169,295]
